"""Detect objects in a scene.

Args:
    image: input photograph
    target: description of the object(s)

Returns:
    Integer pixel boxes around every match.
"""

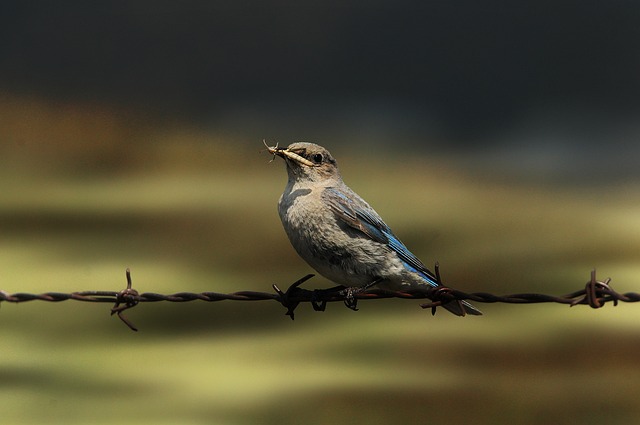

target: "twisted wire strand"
[0,268,635,331]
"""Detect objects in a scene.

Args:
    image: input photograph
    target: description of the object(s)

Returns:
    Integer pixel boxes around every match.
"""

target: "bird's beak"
[265,143,315,167]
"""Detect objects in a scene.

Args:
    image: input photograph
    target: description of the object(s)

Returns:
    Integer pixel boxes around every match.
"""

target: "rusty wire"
[0,267,637,331]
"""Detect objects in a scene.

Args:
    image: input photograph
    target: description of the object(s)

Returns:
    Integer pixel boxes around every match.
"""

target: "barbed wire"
[0,267,637,331]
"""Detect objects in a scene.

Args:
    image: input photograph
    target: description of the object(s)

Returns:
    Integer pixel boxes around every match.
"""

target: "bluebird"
[267,141,481,316]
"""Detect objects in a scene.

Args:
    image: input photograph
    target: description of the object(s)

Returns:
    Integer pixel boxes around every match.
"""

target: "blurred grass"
[1,95,640,424]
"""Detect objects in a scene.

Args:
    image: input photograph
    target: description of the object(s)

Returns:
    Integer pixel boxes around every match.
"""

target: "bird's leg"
[339,277,383,311]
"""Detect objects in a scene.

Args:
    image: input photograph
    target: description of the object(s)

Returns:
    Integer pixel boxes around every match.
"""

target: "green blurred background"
[2,2,640,424]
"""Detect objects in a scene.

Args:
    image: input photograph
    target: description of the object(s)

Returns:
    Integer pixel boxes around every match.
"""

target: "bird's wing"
[322,187,439,286]
[323,186,482,316]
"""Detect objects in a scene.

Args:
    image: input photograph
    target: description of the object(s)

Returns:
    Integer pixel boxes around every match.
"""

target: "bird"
[266,141,481,316]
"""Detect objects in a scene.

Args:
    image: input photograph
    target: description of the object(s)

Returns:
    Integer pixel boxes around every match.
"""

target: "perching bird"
[267,141,481,316]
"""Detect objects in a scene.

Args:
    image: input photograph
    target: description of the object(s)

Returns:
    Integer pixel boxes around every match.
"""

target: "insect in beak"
[263,140,315,167]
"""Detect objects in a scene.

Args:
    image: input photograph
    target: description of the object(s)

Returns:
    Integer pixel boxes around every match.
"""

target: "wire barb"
[272,273,315,320]
[0,268,637,331]
[110,268,140,331]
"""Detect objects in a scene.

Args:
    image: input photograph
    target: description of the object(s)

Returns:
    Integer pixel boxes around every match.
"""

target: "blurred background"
[1,1,640,424]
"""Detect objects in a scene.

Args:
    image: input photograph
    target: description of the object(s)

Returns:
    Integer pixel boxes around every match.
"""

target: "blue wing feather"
[322,187,482,315]
[323,187,439,287]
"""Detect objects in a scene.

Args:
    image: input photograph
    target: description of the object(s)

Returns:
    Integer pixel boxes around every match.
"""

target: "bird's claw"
[338,279,381,311]
[340,287,360,311]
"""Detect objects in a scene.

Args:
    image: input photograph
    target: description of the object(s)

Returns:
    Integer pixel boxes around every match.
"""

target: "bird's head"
[266,141,340,184]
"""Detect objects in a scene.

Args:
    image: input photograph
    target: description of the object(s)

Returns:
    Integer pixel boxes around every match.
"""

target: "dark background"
[2,1,639,168]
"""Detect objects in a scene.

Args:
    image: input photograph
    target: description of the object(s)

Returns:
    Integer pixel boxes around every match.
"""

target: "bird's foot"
[339,286,360,311]
[338,278,383,311]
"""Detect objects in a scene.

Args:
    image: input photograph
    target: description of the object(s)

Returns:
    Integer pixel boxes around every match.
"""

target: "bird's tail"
[417,270,483,316]
[442,299,483,316]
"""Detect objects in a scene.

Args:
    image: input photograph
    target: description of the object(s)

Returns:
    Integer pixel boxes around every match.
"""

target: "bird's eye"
[312,153,323,163]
